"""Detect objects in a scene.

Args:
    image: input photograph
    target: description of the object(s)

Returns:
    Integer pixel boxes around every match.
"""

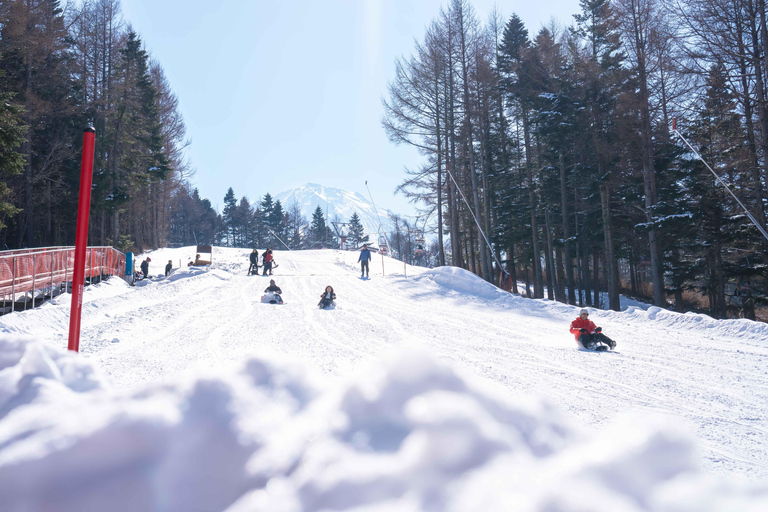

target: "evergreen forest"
[383,0,768,320]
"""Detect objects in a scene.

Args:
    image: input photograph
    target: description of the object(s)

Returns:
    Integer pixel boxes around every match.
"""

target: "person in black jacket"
[262,279,283,304]
[140,257,151,278]
[248,249,259,275]
[264,279,281,294]
[318,285,336,309]
[165,260,172,277]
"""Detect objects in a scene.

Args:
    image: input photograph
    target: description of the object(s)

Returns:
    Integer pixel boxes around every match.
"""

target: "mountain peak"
[274,184,393,237]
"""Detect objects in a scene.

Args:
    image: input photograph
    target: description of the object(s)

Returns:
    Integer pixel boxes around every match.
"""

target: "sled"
[261,292,284,305]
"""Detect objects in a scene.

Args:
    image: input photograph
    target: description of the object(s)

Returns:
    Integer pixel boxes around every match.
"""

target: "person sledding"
[570,309,616,351]
[261,279,283,304]
[248,248,260,275]
[318,285,336,309]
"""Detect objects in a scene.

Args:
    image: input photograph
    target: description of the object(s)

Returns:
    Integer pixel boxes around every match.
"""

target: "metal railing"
[0,246,126,314]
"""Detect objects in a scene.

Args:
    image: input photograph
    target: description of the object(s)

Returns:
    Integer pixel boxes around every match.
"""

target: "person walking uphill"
[165,260,172,277]
[570,309,616,351]
[358,244,371,278]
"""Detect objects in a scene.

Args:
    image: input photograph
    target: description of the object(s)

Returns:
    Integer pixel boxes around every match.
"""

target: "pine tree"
[0,81,25,228]
[310,206,328,247]
[222,188,237,246]
[269,199,285,247]
[348,212,369,246]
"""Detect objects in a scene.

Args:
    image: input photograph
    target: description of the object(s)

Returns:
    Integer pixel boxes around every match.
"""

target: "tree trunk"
[544,208,556,301]
[600,184,621,311]
[560,154,576,305]
[458,22,490,282]
[522,109,543,297]
[507,244,518,294]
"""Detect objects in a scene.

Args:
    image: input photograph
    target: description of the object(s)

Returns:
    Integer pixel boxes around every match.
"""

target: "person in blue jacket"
[358,244,371,278]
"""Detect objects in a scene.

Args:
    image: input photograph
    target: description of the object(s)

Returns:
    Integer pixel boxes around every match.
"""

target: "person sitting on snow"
[570,309,616,350]
[263,279,283,304]
[264,279,281,294]
[318,285,336,309]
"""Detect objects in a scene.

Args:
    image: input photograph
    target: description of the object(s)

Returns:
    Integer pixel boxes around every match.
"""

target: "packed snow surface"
[0,247,766,511]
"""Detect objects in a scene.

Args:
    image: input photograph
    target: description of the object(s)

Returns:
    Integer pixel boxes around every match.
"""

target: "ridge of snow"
[414,266,768,345]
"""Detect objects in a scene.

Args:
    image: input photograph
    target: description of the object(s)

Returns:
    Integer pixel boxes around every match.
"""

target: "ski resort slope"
[0,247,767,511]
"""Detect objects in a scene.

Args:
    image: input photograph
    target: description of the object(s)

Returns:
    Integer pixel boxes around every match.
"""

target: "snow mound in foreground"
[0,337,765,512]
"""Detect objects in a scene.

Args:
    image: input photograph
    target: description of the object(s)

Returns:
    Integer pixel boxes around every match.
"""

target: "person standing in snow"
[570,309,616,350]
[262,249,274,276]
[165,260,172,277]
[318,285,336,309]
[358,244,371,278]
[140,257,151,278]
[248,248,259,275]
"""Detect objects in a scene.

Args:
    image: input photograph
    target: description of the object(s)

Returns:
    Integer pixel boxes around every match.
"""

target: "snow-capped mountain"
[274,183,394,240]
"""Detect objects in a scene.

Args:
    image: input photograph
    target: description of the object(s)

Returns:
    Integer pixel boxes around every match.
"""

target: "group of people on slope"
[248,248,276,276]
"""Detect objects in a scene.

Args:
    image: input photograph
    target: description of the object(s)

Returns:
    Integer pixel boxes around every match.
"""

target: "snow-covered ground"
[0,247,766,511]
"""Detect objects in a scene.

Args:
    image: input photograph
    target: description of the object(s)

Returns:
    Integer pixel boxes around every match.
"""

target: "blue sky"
[120,1,581,216]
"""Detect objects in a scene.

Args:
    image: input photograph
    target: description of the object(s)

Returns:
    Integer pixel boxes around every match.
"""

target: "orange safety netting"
[0,247,126,297]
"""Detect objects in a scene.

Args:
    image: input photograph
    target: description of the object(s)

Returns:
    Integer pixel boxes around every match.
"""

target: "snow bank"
[415,266,768,345]
[0,337,765,512]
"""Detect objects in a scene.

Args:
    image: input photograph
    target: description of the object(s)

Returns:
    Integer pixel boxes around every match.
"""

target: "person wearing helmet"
[569,309,616,350]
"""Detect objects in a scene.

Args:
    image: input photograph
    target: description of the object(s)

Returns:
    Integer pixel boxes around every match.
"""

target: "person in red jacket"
[570,309,616,350]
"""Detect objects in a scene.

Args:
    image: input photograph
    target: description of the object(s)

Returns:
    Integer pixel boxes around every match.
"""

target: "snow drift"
[0,336,766,512]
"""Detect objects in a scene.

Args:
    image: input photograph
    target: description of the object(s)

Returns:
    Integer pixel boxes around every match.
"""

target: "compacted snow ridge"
[0,246,766,511]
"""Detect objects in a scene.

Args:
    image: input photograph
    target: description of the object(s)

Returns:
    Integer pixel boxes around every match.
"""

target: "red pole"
[68,127,96,352]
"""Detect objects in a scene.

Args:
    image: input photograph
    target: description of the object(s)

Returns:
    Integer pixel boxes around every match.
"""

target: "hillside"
[0,247,766,511]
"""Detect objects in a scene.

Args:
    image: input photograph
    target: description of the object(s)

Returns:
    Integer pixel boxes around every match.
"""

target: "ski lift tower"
[414,231,425,257]
[331,221,352,250]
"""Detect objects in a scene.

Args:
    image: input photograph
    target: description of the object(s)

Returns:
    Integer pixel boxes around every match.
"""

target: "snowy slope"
[0,247,767,511]
[274,183,394,239]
